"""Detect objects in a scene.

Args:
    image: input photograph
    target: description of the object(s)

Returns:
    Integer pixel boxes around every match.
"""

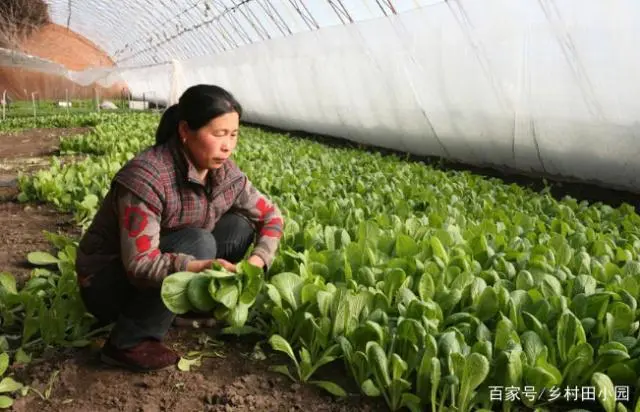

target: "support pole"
[1,90,6,121]
[169,59,184,106]
[31,92,37,121]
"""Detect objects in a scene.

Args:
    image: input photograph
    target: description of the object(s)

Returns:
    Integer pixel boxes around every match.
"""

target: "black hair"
[155,84,243,146]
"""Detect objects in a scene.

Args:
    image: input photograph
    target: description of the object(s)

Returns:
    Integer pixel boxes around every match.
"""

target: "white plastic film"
[43,0,437,67]
[14,0,640,193]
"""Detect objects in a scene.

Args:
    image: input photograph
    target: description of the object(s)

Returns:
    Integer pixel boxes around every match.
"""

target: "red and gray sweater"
[75,137,284,288]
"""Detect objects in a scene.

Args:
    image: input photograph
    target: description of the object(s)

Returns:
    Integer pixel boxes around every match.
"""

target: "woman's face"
[179,111,239,170]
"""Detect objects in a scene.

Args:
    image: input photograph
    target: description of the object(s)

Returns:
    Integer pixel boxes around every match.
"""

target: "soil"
[0,126,89,198]
[0,126,88,159]
[0,126,385,412]
[9,329,382,412]
[0,202,78,281]
[0,127,86,280]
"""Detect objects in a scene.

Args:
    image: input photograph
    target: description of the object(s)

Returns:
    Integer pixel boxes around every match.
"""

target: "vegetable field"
[1,113,639,412]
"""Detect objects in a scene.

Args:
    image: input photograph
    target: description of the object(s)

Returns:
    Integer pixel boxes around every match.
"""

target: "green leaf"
[361,379,381,397]
[557,310,587,363]
[390,353,408,381]
[495,349,523,389]
[0,396,13,409]
[459,353,490,412]
[418,273,435,301]
[571,275,597,297]
[541,275,563,298]
[430,236,449,265]
[160,272,195,314]
[591,372,615,412]
[324,226,336,251]
[177,356,201,371]
[269,335,298,366]
[401,393,423,412]
[239,271,264,305]
[0,354,7,376]
[310,380,347,397]
[366,341,391,388]
[227,303,250,327]
[27,251,60,265]
[187,274,216,312]
[0,273,17,295]
[14,348,31,365]
[215,284,240,309]
[0,378,23,393]
[396,234,419,258]
[430,358,441,411]
[270,272,303,310]
[358,221,380,246]
[237,260,264,278]
[266,284,282,307]
[270,364,297,382]
[201,269,237,279]
[521,331,545,365]
[475,286,499,321]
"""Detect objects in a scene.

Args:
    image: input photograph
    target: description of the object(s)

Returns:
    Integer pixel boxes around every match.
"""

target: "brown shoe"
[100,339,179,372]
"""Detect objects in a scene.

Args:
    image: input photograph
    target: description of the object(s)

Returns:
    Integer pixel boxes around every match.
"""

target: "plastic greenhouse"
[0,1,639,411]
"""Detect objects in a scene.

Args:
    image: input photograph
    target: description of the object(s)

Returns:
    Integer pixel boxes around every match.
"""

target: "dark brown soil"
[0,126,89,158]
[8,329,382,412]
[0,127,86,279]
[0,202,78,281]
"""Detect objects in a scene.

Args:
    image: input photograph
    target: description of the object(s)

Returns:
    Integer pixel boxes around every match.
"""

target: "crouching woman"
[75,84,284,372]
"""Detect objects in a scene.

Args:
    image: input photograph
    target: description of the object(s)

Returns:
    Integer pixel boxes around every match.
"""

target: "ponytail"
[155,104,180,146]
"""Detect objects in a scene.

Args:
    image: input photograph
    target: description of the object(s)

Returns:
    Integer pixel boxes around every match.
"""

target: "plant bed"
[7,329,381,412]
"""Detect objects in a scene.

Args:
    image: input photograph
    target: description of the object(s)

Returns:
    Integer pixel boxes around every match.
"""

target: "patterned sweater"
[75,137,284,288]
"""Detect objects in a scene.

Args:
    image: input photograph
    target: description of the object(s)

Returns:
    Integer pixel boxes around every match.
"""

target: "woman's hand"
[214,256,264,273]
[186,259,214,273]
[246,255,265,269]
[216,258,237,272]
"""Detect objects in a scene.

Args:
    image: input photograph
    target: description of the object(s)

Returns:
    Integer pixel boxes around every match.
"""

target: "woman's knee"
[232,213,256,241]
[160,227,217,260]
[213,213,256,262]
[216,213,255,241]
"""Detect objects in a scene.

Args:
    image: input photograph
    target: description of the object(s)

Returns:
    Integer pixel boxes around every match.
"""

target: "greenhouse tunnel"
[1,0,640,195]
[4,2,640,411]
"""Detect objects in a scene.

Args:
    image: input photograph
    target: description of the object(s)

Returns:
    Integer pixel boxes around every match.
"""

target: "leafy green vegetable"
[10,112,640,411]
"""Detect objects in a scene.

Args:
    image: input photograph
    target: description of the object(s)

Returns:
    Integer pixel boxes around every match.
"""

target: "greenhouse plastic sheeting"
[0,47,70,76]
[26,1,640,192]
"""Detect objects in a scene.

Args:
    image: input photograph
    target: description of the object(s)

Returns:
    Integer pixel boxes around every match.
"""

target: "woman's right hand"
[186,259,214,273]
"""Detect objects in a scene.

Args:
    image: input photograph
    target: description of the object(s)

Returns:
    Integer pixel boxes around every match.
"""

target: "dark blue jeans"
[80,212,255,349]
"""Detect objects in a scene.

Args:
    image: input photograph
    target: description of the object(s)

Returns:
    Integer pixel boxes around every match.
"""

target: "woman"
[75,84,284,372]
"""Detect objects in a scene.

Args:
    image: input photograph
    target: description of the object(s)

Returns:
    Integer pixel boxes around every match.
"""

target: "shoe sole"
[100,353,176,373]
